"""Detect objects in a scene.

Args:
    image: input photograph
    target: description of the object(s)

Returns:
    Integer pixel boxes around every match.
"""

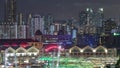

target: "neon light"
[45,44,64,52]
[39,57,52,61]
[12,43,17,47]
[38,57,94,68]
[45,46,58,52]
[113,33,120,36]
[20,42,28,48]
[4,43,9,47]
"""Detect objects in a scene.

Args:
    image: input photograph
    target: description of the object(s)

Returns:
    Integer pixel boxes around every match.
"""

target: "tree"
[115,56,120,68]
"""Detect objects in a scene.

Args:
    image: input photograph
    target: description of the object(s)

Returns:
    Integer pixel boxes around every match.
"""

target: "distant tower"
[79,8,93,25]
[4,0,16,23]
[44,14,54,34]
[29,15,45,38]
[79,8,104,35]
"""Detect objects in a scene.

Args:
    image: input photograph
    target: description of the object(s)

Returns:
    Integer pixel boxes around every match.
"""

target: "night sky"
[0,0,120,20]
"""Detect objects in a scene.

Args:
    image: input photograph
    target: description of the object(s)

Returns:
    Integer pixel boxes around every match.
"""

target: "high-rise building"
[28,14,45,38]
[0,22,18,39]
[79,8,104,35]
[17,13,27,39]
[26,14,32,38]
[44,14,54,34]
[93,8,104,27]
[78,8,103,47]
[79,8,93,25]
[0,0,18,39]
[4,0,16,23]
[93,8,104,34]
[0,13,27,39]
[79,11,88,25]
[103,18,117,35]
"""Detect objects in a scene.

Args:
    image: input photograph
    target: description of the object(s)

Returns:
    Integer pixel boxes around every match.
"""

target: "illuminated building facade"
[77,8,104,47]
[28,14,45,38]
[44,14,54,34]
[2,0,17,38]
[0,22,17,39]
[103,18,117,35]
[52,20,67,35]
[0,30,118,68]
[77,34,99,47]
[50,20,72,35]
[79,8,104,35]
[0,22,27,39]
[0,42,118,68]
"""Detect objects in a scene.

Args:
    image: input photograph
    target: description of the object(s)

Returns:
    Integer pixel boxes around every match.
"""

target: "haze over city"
[1,0,120,68]
[1,0,120,20]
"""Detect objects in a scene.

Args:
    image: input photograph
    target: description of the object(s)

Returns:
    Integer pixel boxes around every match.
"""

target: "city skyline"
[0,1,120,68]
[1,0,120,20]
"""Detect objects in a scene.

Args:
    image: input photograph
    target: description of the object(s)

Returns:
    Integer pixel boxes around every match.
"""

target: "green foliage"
[115,56,120,68]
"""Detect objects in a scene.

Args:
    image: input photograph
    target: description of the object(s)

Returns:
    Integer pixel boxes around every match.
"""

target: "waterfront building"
[0,42,117,68]
[0,30,118,68]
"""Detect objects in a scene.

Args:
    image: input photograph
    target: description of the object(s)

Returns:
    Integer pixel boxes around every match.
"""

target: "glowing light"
[45,46,58,52]
[99,8,103,11]
[93,49,96,52]
[80,49,83,53]
[12,43,17,47]
[105,49,108,53]
[45,44,64,52]
[113,33,120,36]
[20,42,28,48]
[38,57,94,68]
[4,43,9,47]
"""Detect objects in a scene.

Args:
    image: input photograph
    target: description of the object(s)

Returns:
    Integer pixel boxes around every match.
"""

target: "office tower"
[52,20,68,35]
[49,24,55,35]
[79,8,104,35]
[0,13,27,39]
[79,8,93,25]
[17,13,27,39]
[79,8,104,26]
[79,11,87,25]
[4,0,16,23]
[44,14,54,34]
[78,8,101,47]
[2,0,17,39]
[26,14,32,38]
[103,18,117,35]
[71,28,77,40]
[93,8,104,27]
[93,8,104,34]
[0,22,17,39]
[28,15,45,38]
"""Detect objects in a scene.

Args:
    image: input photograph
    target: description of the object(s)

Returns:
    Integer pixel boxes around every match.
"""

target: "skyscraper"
[44,14,54,34]
[79,8,104,35]
[4,0,16,23]
[28,14,45,38]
